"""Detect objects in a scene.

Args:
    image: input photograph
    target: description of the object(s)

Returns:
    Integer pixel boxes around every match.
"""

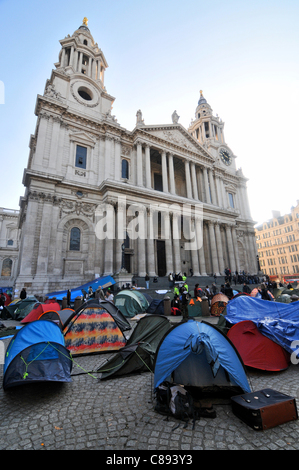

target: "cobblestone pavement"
[1,318,299,451]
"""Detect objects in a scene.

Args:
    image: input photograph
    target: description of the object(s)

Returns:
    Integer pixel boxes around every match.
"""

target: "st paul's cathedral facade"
[14,19,258,295]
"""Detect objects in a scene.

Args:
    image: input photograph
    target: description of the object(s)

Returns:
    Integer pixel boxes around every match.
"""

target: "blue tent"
[224,295,299,355]
[46,275,115,301]
[154,320,250,394]
[3,320,72,390]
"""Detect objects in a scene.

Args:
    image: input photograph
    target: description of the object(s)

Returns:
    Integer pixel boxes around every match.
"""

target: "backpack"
[155,382,216,429]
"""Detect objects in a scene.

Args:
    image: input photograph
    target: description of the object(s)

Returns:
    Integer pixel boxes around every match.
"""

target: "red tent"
[21,301,60,323]
[227,320,290,371]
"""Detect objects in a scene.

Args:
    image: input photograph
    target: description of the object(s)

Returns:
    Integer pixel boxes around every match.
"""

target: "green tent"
[97,314,172,379]
[114,290,149,318]
[187,297,202,317]
[2,296,38,320]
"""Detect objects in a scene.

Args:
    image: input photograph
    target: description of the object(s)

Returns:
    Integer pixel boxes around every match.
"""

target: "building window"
[69,227,81,251]
[154,173,163,192]
[121,159,129,179]
[1,258,12,277]
[75,145,87,169]
[228,193,234,208]
[7,239,13,246]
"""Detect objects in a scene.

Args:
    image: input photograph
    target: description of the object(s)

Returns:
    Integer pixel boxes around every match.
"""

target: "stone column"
[185,160,192,199]
[231,225,240,273]
[36,198,54,275]
[161,151,168,193]
[203,167,210,203]
[190,218,200,276]
[136,141,143,186]
[115,202,126,273]
[172,211,181,274]
[114,137,121,181]
[214,222,225,275]
[191,162,199,200]
[164,211,174,275]
[18,197,40,276]
[196,217,207,275]
[225,224,236,273]
[147,208,157,276]
[168,153,175,195]
[215,174,223,207]
[70,46,75,69]
[104,136,112,180]
[137,207,147,277]
[209,169,217,205]
[78,51,83,72]
[61,48,66,67]
[103,207,115,276]
[145,144,151,189]
[208,220,220,275]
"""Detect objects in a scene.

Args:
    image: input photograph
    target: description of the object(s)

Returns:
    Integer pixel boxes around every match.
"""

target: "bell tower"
[188,91,235,169]
[188,91,225,146]
[55,17,107,85]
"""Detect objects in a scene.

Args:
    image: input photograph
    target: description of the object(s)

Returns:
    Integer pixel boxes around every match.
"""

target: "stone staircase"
[132,275,259,299]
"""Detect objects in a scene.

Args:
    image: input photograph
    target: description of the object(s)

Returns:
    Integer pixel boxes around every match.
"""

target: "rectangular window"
[228,193,234,208]
[154,173,163,192]
[75,145,87,169]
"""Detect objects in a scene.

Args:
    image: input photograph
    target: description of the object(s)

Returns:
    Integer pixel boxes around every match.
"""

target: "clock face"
[219,148,232,166]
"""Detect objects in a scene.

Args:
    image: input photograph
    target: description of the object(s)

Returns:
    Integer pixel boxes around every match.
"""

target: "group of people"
[224,268,260,286]
[66,285,114,306]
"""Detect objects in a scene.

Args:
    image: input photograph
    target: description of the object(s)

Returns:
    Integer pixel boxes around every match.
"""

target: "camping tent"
[146,298,165,315]
[59,308,75,328]
[38,310,64,330]
[63,301,129,356]
[98,315,172,379]
[154,319,251,396]
[2,296,38,320]
[210,293,229,317]
[3,320,72,390]
[46,275,115,301]
[227,320,290,371]
[187,297,202,317]
[114,290,150,317]
[21,300,61,324]
[224,295,299,355]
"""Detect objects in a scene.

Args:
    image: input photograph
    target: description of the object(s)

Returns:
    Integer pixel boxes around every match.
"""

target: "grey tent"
[97,314,171,379]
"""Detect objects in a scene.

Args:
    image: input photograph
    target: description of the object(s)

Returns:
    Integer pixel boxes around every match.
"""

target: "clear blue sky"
[1,0,299,225]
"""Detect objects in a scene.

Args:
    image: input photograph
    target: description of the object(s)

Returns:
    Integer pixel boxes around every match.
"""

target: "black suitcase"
[231,388,298,430]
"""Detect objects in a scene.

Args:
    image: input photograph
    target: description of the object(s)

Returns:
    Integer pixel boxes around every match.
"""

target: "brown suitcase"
[231,388,298,430]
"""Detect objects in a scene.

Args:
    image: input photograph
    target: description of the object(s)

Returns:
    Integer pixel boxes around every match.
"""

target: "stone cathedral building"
[15,19,257,295]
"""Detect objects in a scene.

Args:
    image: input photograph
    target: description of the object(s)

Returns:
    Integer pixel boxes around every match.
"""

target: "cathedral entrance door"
[156,240,166,277]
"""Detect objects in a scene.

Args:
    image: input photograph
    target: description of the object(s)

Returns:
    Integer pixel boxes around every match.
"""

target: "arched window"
[69,227,81,251]
[1,258,12,277]
[121,159,129,179]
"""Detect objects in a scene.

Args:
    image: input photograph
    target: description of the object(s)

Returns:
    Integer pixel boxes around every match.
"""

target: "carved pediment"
[69,131,96,147]
[140,124,213,160]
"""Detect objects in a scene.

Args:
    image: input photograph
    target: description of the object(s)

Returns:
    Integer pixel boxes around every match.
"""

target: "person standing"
[145,274,150,289]
[20,288,27,300]
[181,288,189,321]
[67,289,71,307]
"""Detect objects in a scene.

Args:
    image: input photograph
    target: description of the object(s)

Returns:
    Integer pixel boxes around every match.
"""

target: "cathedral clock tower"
[188,91,236,170]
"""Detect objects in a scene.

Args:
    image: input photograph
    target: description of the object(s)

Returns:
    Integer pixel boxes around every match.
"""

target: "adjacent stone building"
[15,19,257,295]
[255,202,299,283]
[0,207,20,291]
